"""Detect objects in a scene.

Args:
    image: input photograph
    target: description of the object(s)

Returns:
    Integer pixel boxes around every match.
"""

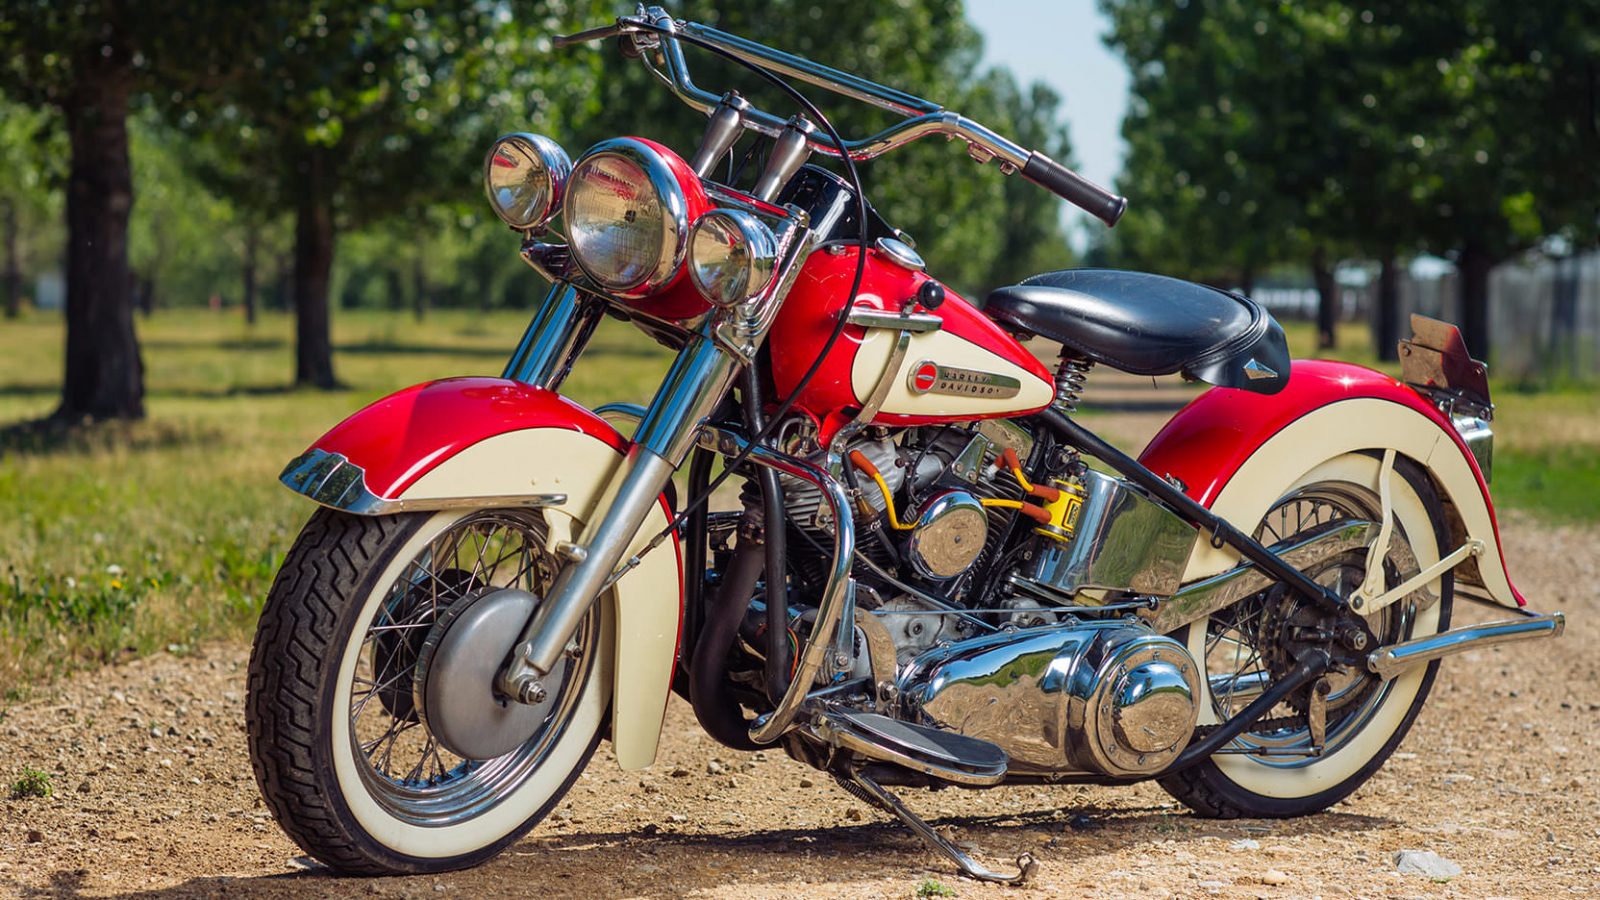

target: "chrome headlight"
[565,139,695,299]
[483,133,571,230]
[688,210,779,307]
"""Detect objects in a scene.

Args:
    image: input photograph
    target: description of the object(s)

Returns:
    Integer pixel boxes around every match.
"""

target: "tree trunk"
[1374,252,1401,362]
[1458,240,1493,362]
[1312,244,1337,350]
[241,225,258,326]
[3,198,20,319]
[57,56,144,422]
[292,148,338,389]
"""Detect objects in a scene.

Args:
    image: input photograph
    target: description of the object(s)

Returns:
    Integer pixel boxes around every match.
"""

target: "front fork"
[496,284,743,701]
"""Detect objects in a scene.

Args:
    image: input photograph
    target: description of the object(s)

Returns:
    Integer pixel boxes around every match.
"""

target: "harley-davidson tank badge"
[907,360,1022,398]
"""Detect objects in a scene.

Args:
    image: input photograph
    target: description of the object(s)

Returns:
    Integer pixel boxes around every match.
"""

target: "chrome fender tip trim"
[1366,610,1565,681]
[280,448,567,515]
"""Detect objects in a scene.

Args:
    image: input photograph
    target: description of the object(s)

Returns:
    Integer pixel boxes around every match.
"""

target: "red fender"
[1138,360,1524,606]
[310,377,631,499]
[292,376,684,769]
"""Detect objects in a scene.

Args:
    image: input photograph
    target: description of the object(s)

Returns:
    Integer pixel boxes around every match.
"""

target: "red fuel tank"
[770,246,1054,436]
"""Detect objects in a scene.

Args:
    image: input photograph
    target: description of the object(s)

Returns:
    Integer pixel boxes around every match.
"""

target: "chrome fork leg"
[499,330,741,700]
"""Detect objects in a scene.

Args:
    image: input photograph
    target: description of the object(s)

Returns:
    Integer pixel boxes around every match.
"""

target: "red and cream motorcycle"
[247,9,1563,883]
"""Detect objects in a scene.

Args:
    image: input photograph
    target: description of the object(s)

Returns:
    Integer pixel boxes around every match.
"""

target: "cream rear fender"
[1139,360,1525,609]
[278,377,683,771]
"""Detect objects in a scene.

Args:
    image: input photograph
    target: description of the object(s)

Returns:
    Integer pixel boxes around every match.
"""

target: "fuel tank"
[769,246,1054,434]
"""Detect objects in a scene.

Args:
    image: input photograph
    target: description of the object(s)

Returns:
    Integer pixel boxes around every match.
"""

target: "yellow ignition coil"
[1034,476,1087,543]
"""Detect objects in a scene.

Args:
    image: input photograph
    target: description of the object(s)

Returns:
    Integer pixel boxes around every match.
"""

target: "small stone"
[76,780,92,794]
[26,829,44,843]
[706,760,725,775]
[1395,850,1462,878]
[1066,813,1099,831]
[288,856,322,870]
[844,807,863,821]
[669,766,690,778]
[149,726,163,739]
[1230,838,1261,851]
[667,813,688,823]
[1260,869,1290,885]
[798,777,816,788]
[113,831,138,842]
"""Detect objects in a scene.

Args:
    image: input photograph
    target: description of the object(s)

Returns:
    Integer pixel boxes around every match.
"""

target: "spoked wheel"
[1158,453,1452,818]
[248,508,612,874]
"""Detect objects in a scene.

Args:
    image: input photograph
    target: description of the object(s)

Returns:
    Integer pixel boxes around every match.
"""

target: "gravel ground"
[1,514,1595,900]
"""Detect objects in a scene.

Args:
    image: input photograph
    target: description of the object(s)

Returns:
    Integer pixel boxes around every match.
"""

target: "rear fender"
[1139,360,1523,608]
[280,377,682,770]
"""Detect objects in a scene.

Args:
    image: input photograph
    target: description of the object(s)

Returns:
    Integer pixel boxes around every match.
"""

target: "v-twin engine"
[898,621,1200,778]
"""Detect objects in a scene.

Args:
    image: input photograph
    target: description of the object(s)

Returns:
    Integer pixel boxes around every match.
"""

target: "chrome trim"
[1367,611,1565,680]
[711,206,813,363]
[689,91,750,177]
[825,323,913,464]
[483,132,572,230]
[624,10,1031,169]
[905,489,988,580]
[565,138,693,299]
[503,282,605,390]
[752,116,817,202]
[279,449,567,515]
[874,236,925,272]
[810,711,1005,786]
[594,402,646,437]
[1452,413,1494,482]
[503,327,743,689]
[905,361,1021,398]
[695,422,855,745]
[900,621,1199,777]
[1148,519,1376,635]
[1025,469,1196,599]
[843,308,942,333]
[688,209,779,306]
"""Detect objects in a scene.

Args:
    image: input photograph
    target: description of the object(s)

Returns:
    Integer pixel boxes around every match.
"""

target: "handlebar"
[555,10,1127,227]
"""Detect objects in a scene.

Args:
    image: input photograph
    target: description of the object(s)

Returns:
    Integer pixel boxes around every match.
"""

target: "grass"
[10,767,54,799]
[914,878,956,898]
[0,306,674,699]
[0,308,1594,700]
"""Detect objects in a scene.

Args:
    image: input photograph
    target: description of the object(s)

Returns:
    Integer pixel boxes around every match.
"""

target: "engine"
[772,417,1205,778]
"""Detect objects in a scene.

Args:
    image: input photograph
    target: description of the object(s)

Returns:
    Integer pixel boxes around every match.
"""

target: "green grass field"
[1,307,1594,699]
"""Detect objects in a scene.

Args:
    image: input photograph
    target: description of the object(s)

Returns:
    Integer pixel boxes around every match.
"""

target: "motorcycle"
[246,8,1564,884]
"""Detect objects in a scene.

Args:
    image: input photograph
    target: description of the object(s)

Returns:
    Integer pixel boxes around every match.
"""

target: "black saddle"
[986,269,1290,394]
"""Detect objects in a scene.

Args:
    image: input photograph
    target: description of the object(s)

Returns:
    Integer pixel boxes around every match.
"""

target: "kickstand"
[842,770,1039,886]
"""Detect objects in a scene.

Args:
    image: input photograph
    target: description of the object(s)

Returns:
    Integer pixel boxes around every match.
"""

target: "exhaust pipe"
[1367,611,1564,680]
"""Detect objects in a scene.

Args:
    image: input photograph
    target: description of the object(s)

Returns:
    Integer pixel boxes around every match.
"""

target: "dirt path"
[2,515,1596,900]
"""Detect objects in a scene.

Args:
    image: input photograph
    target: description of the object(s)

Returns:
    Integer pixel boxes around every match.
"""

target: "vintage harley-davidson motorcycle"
[247,8,1564,883]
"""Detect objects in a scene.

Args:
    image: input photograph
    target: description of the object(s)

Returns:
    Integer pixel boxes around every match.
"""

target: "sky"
[965,0,1130,247]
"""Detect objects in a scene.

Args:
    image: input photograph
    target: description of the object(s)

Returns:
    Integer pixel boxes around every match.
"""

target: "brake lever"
[552,21,627,49]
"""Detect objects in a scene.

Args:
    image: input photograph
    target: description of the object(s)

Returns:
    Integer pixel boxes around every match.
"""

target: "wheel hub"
[373,568,479,723]
[413,587,567,760]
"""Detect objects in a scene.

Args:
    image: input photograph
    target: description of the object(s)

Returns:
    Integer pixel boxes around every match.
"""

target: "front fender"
[1139,360,1524,608]
[280,377,682,770]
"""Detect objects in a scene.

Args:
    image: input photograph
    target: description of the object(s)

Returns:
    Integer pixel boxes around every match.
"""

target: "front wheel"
[1158,453,1452,818]
[246,507,611,874]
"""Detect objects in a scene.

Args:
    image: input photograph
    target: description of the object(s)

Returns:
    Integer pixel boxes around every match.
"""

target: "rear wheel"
[1158,453,1452,818]
[247,507,611,874]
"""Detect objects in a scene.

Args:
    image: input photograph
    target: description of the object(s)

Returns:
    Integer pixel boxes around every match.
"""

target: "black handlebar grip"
[1021,151,1127,227]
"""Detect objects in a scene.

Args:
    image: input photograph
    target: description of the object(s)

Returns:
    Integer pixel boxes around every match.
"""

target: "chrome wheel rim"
[346,510,593,826]
[1202,483,1421,767]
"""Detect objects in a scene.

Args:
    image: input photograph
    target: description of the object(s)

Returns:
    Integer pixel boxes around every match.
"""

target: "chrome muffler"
[1367,610,1564,680]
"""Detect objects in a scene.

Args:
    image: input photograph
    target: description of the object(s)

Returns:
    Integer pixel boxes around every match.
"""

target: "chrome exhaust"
[1367,611,1565,680]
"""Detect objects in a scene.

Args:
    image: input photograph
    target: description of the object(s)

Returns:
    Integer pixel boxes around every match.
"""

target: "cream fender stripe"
[402,428,682,770]
[1173,397,1520,608]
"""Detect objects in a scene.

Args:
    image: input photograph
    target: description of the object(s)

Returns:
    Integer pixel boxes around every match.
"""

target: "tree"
[178,2,611,388]
[0,2,271,421]
[0,100,62,320]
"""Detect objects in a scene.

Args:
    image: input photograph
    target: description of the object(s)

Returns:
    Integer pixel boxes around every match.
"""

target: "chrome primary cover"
[900,621,1200,777]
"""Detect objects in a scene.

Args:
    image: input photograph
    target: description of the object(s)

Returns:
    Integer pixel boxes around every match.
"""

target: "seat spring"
[1053,357,1094,412]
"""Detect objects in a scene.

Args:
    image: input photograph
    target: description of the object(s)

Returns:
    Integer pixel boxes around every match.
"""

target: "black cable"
[618,19,872,557]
